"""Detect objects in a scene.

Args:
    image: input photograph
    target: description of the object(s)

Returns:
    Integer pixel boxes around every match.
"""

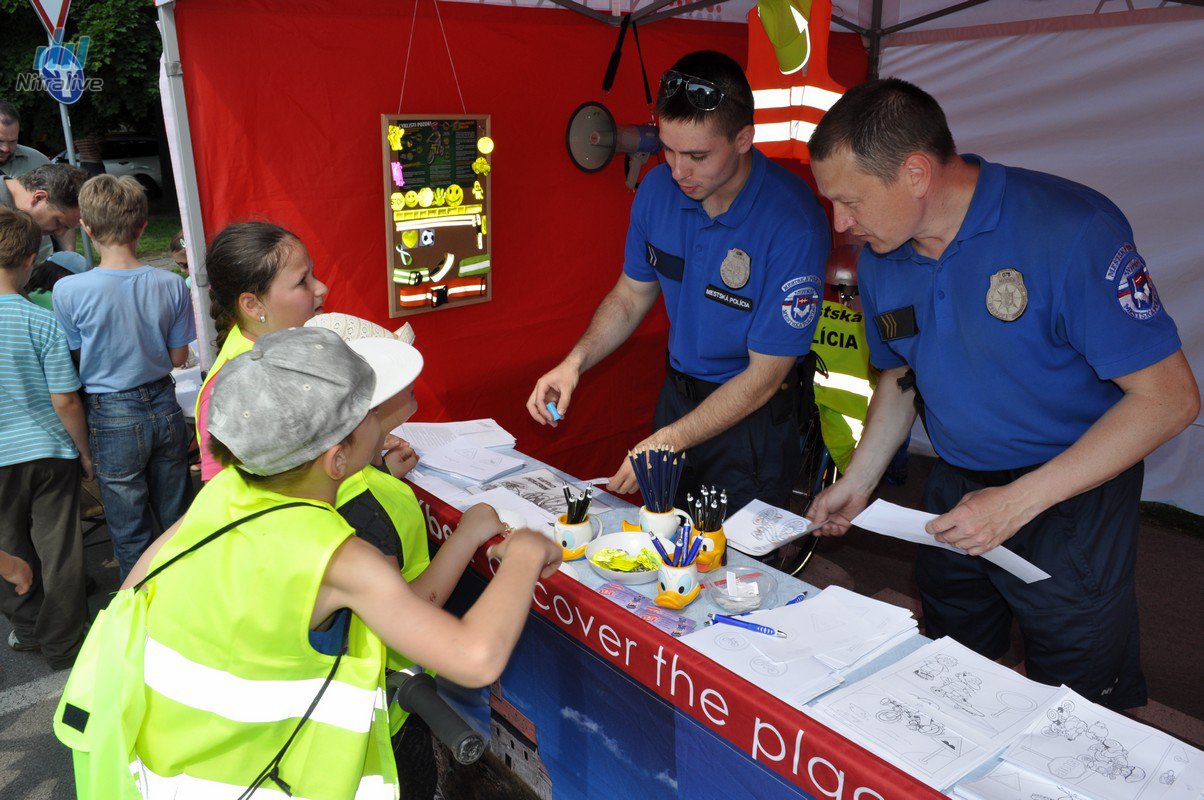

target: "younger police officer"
[528,51,830,513]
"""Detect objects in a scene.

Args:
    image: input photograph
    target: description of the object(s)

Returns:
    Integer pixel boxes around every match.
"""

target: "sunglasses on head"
[659,70,746,112]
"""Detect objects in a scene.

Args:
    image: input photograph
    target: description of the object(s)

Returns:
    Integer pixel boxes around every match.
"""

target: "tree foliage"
[0,0,162,149]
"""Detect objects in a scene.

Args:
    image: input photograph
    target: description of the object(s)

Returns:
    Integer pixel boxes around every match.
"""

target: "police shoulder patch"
[780,276,821,330]
[1116,256,1161,320]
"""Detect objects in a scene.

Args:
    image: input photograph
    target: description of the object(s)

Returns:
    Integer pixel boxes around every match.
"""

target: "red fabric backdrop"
[175,0,865,491]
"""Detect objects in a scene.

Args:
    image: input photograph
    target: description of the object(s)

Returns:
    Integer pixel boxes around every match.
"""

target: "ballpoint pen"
[705,613,788,638]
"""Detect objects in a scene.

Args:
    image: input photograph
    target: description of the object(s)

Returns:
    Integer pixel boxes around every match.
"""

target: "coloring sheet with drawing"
[808,638,1060,789]
[468,468,620,516]
[1001,688,1204,800]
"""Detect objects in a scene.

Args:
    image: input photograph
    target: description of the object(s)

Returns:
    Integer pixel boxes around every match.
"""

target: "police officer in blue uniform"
[806,79,1199,710]
[527,51,830,513]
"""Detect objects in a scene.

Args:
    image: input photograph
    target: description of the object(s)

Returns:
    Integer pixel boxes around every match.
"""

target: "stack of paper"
[679,585,918,708]
[808,637,1060,790]
[955,687,1204,800]
[419,441,524,482]
[396,419,516,454]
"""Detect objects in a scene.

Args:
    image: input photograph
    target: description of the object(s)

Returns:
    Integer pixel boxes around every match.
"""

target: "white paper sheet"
[953,761,1092,800]
[722,499,823,556]
[809,638,1060,790]
[747,585,917,665]
[678,621,842,707]
[456,487,557,537]
[419,439,525,482]
[1002,688,1204,800]
[851,500,1051,584]
[396,419,515,454]
[467,468,620,516]
[404,467,472,507]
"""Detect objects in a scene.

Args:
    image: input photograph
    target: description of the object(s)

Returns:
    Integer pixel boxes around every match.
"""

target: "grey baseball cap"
[209,326,420,476]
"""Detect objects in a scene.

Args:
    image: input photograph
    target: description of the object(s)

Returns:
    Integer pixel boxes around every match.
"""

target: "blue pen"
[785,592,808,605]
[649,536,673,566]
[670,537,683,568]
[545,401,563,421]
[684,530,704,565]
[706,613,787,638]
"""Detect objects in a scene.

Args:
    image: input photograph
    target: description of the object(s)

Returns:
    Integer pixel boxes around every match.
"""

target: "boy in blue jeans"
[54,176,194,578]
[0,206,90,667]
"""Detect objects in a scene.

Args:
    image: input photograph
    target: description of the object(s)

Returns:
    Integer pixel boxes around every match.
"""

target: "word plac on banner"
[381,114,493,317]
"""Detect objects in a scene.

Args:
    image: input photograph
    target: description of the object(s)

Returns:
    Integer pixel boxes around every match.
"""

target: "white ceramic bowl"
[702,566,778,613]
[584,531,674,585]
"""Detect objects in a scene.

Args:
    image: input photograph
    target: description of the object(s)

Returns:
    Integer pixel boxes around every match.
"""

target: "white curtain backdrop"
[881,18,1204,514]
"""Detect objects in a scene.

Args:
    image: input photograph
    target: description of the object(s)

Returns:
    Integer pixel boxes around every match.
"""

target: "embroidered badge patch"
[1116,256,1161,320]
[719,248,751,289]
[985,268,1028,321]
[780,276,821,330]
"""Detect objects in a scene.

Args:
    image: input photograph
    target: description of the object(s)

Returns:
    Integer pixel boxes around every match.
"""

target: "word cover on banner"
[852,500,1050,583]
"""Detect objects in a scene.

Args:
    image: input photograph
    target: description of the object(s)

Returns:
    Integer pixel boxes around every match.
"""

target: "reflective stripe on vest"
[144,636,383,733]
[133,757,396,799]
[746,0,846,161]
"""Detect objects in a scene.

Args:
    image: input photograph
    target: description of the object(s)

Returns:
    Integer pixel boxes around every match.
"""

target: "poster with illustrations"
[381,115,492,317]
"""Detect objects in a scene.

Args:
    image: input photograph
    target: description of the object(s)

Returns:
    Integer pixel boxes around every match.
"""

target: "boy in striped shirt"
[0,206,90,669]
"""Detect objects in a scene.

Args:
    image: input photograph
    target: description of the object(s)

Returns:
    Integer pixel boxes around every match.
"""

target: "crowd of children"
[0,174,561,797]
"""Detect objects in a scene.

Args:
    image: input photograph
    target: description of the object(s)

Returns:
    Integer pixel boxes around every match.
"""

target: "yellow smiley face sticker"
[404,190,419,208]
[477,136,494,155]
[445,183,464,208]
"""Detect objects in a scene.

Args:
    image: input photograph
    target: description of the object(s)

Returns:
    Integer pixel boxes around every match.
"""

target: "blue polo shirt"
[623,148,829,382]
[861,155,1181,470]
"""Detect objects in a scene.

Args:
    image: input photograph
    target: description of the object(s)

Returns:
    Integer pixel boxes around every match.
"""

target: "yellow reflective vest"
[811,301,875,473]
[133,468,399,799]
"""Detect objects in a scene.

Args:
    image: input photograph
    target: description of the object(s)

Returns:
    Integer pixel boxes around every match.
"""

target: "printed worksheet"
[1002,689,1204,800]
[468,468,620,516]
[809,638,1059,789]
[953,761,1091,800]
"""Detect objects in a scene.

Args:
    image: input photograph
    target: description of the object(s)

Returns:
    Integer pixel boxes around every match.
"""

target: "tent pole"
[156,0,215,371]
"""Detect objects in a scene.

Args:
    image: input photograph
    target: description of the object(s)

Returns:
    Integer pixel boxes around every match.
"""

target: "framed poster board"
[381,114,493,317]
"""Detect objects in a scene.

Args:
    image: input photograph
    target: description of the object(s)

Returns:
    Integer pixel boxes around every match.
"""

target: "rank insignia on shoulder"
[986,268,1028,321]
[874,306,918,341]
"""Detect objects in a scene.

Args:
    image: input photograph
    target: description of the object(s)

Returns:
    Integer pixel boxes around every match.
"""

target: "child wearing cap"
[119,327,562,798]
[0,206,90,667]
[53,175,194,579]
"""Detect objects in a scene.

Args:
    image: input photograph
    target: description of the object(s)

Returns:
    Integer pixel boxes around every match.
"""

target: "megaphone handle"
[394,672,486,765]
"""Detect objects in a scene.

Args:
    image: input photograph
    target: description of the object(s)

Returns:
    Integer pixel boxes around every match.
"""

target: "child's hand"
[80,452,94,482]
[0,552,33,595]
[487,528,563,579]
[456,503,505,547]
[382,435,418,479]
